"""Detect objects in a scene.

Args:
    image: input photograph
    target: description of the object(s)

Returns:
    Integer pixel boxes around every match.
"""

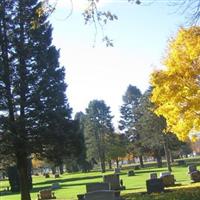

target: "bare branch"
[165,0,200,25]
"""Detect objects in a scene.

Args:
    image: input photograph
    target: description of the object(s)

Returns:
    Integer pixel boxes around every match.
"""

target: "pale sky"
[49,0,187,129]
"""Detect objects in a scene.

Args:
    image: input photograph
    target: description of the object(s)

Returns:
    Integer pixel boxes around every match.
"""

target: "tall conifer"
[0,1,72,199]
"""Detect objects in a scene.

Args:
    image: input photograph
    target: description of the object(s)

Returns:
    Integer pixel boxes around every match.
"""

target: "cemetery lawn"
[1,165,200,200]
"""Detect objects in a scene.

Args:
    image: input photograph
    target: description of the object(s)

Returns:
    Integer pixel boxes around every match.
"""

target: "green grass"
[1,165,200,200]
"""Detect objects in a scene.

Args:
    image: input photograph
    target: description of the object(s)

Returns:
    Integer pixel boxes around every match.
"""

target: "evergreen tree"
[84,100,114,172]
[119,85,144,166]
[74,112,89,172]
[0,1,73,199]
[135,89,166,168]
[106,133,127,168]
[119,85,142,134]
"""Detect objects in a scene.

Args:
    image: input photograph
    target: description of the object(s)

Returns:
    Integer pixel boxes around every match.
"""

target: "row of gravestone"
[146,172,176,193]
[147,164,200,194]
[36,171,176,200]
[37,164,200,199]
[77,174,125,200]
[44,173,60,178]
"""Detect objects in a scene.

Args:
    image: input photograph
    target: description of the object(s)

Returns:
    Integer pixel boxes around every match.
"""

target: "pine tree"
[0,1,72,199]
[119,85,142,135]
[84,100,114,173]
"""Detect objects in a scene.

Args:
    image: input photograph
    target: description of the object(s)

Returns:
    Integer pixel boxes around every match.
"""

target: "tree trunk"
[16,154,31,200]
[7,166,20,192]
[116,158,119,168]
[100,150,106,173]
[59,164,64,174]
[169,150,174,163]
[156,154,162,168]
[164,140,172,172]
[100,160,106,173]
[139,155,144,168]
[108,160,112,170]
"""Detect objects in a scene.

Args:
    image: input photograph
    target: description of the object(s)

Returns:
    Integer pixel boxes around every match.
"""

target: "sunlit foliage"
[151,26,200,141]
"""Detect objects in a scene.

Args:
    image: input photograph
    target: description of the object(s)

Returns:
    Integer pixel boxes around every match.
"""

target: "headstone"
[44,173,50,178]
[51,182,60,190]
[150,173,157,179]
[177,160,186,166]
[127,170,135,176]
[85,190,115,200]
[103,174,121,190]
[114,168,121,174]
[190,171,200,182]
[86,182,109,193]
[146,178,164,194]
[38,189,56,200]
[188,165,197,174]
[54,173,60,178]
[160,175,175,187]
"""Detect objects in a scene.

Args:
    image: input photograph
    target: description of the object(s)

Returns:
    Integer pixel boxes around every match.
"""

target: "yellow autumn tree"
[151,26,200,141]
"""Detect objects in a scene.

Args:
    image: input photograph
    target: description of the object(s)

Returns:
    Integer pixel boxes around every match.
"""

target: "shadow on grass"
[34,174,103,186]
[134,168,166,174]
[34,172,128,187]
[0,172,129,197]
[0,178,117,197]
[125,187,143,191]
[0,185,51,197]
[0,190,19,197]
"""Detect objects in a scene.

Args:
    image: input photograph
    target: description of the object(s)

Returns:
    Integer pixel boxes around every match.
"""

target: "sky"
[49,0,188,129]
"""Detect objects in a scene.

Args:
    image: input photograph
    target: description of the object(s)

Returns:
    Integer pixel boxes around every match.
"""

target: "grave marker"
[127,170,135,176]
[188,165,197,174]
[149,173,157,179]
[190,171,200,182]
[37,189,56,200]
[103,174,122,190]
[86,182,109,193]
[85,190,115,200]
[161,175,175,187]
[146,178,164,194]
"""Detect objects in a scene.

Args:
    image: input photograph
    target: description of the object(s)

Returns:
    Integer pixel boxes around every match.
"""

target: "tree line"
[77,86,192,175]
